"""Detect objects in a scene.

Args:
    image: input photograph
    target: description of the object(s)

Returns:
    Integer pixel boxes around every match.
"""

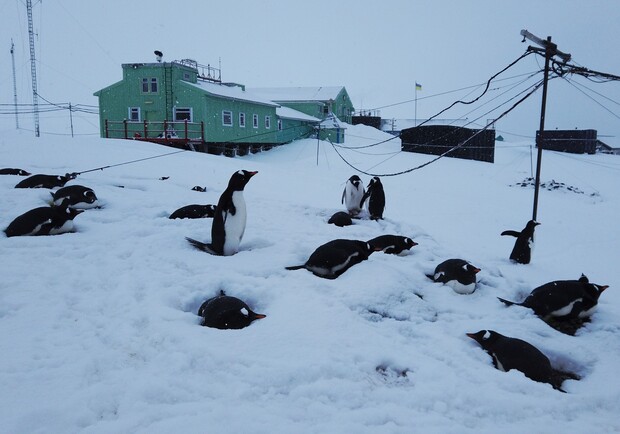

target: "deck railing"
[104,119,204,142]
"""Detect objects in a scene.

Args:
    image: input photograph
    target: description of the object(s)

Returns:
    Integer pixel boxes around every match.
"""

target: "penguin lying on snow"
[198,290,266,329]
[286,239,379,279]
[328,211,353,227]
[501,220,540,264]
[360,176,385,220]
[4,199,83,237]
[341,175,365,216]
[0,168,31,176]
[497,274,608,321]
[15,172,77,189]
[368,235,417,255]
[186,170,257,256]
[51,185,99,209]
[170,204,216,219]
[427,258,481,294]
[467,330,579,392]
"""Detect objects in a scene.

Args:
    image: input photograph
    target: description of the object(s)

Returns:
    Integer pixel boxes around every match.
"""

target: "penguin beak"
[248,171,258,177]
[252,313,267,320]
[599,285,609,293]
[472,266,481,274]
[466,333,476,340]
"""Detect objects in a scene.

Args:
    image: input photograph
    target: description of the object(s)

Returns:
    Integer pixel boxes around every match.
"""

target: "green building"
[94,57,353,154]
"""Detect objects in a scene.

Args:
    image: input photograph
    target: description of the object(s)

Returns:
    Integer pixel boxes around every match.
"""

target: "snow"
[1,124,619,433]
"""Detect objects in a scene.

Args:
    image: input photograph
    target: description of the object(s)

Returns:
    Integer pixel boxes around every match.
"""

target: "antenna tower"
[26,0,40,137]
[10,40,19,129]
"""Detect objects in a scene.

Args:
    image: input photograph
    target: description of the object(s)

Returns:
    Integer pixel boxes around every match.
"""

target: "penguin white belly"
[222,191,247,256]
[549,298,582,317]
[447,280,476,295]
[345,185,363,214]
[48,220,75,235]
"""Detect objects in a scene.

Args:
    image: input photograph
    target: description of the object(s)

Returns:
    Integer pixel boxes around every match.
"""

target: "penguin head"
[466,330,500,348]
[228,170,258,191]
[348,175,362,187]
[404,237,418,248]
[18,169,31,176]
[464,263,481,275]
[84,190,98,204]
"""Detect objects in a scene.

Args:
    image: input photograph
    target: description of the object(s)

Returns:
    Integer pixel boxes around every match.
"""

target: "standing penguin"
[466,330,577,392]
[186,170,257,256]
[360,176,385,220]
[427,258,481,294]
[4,200,83,237]
[497,274,608,320]
[15,172,77,189]
[286,239,378,279]
[198,290,266,330]
[341,175,365,216]
[51,185,99,209]
[501,220,540,264]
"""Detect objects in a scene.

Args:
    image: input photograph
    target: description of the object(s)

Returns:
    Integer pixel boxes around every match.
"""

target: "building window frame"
[239,112,246,128]
[277,119,282,131]
[222,110,233,127]
[150,77,158,93]
[253,114,259,129]
[174,107,193,122]
[128,107,141,122]
[265,115,271,129]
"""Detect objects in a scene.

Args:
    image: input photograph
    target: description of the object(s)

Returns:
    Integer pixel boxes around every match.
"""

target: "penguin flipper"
[285,265,306,271]
[497,297,519,307]
[341,188,346,205]
[501,230,521,237]
[185,237,221,255]
[359,191,370,209]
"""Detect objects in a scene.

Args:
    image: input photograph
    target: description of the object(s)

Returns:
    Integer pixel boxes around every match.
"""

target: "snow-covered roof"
[276,106,321,123]
[248,86,345,103]
[183,81,279,107]
[320,113,346,129]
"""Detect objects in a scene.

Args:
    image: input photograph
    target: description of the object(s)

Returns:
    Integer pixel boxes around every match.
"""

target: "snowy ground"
[1,124,619,433]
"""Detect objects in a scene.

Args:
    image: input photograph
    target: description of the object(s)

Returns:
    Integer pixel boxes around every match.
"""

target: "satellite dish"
[154,50,163,62]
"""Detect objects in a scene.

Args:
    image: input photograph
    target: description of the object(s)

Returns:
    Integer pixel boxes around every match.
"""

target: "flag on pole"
[415,82,422,91]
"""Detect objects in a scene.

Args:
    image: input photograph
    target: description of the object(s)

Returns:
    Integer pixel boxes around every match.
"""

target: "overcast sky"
[2,0,620,146]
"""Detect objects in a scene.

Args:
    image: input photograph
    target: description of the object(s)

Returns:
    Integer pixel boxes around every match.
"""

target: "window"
[174,107,192,122]
[323,104,329,115]
[150,78,158,93]
[222,110,233,126]
[265,116,271,129]
[278,119,282,131]
[183,72,191,81]
[253,114,258,129]
[128,107,141,122]
[142,78,149,93]
[239,112,246,128]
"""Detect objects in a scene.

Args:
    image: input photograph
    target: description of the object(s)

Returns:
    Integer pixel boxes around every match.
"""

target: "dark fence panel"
[537,129,597,154]
[352,116,382,129]
[400,125,495,163]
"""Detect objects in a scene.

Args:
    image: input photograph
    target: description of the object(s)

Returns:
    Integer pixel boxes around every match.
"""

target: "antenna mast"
[26,0,40,137]
[10,40,19,129]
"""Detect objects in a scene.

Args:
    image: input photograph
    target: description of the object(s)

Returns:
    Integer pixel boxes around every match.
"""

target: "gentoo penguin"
[15,172,77,189]
[466,330,577,392]
[0,168,31,176]
[198,290,266,330]
[186,170,257,256]
[169,204,216,220]
[328,211,353,227]
[192,186,207,192]
[341,175,365,216]
[368,235,417,255]
[427,258,481,294]
[360,176,385,220]
[4,200,83,237]
[286,239,378,279]
[51,185,99,209]
[497,274,608,321]
[501,220,540,264]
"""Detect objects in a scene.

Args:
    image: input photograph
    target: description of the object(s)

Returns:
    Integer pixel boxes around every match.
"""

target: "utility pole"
[10,39,19,129]
[520,29,570,222]
[26,0,40,137]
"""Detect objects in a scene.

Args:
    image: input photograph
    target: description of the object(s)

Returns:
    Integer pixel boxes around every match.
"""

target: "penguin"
[51,185,99,209]
[0,168,31,176]
[192,186,207,192]
[169,204,216,219]
[501,220,540,264]
[4,200,83,237]
[341,175,365,216]
[427,258,481,294]
[327,211,353,227]
[466,330,577,392]
[360,176,385,220]
[186,170,257,256]
[15,172,77,189]
[198,290,266,330]
[497,274,608,321]
[368,235,417,255]
[286,239,378,279]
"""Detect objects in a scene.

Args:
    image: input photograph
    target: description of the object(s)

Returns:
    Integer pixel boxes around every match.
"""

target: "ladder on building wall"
[164,64,173,121]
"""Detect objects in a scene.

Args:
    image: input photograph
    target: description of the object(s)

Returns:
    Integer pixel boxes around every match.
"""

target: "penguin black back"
[368,235,417,254]
[51,185,98,209]
[328,211,353,227]
[360,176,385,220]
[0,168,31,176]
[170,204,216,219]
[501,220,540,264]
[4,200,83,237]
[429,258,480,294]
[15,173,76,189]
[198,290,266,329]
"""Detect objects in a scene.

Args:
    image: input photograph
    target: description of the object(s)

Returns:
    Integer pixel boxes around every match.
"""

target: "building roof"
[320,113,346,129]
[276,106,321,123]
[247,86,345,103]
[182,81,279,107]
